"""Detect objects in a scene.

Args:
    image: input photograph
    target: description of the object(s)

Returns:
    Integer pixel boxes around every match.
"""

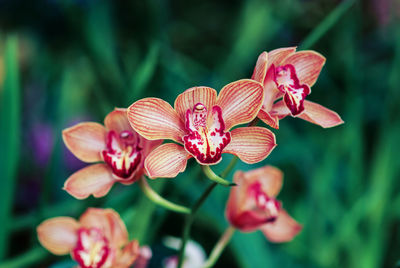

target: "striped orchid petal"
[62,122,107,163]
[104,108,132,134]
[37,217,79,255]
[217,79,264,130]
[224,127,276,164]
[79,208,129,248]
[260,210,302,243]
[251,52,268,83]
[282,51,326,87]
[144,143,190,178]
[174,86,217,120]
[267,47,296,69]
[63,163,115,199]
[127,98,186,143]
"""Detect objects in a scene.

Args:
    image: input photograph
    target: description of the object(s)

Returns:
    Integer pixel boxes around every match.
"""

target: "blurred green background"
[0,0,399,267]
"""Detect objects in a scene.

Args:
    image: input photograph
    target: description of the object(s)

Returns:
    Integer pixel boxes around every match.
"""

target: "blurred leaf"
[0,35,20,259]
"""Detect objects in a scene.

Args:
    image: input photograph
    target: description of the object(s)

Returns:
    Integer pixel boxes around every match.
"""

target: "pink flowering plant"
[36,47,343,268]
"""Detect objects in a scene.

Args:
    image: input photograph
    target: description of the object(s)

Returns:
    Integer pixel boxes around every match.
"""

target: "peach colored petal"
[260,210,302,243]
[144,143,190,178]
[80,208,128,248]
[217,79,264,130]
[127,98,186,143]
[37,217,79,255]
[63,164,116,199]
[251,52,268,83]
[261,65,282,111]
[224,127,276,164]
[299,100,344,128]
[114,240,140,268]
[104,108,132,134]
[62,122,107,163]
[267,47,296,69]
[244,165,283,197]
[269,100,291,119]
[282,51,326,87]
[258,108,279,129]
[174,86,217,120]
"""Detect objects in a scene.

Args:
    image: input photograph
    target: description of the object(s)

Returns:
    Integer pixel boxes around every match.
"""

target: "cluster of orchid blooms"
[37,47,343,268]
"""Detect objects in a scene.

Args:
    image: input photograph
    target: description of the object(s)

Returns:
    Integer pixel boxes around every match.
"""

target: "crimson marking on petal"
[275,64,310,116]
[72,228,112,268]
[102,130,142,180]
[249,182,281,222]
[183,105,231,164]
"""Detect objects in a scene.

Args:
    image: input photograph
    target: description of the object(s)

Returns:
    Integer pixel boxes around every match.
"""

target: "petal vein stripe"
[127,98,186,143]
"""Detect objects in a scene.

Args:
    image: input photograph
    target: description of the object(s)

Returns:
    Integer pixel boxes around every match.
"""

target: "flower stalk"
[201,165,236,186]
[202,226,235,268]
[138,177,190,214]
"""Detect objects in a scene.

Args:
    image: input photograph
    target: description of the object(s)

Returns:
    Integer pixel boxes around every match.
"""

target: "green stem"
[177,182,217,268]
[177,156,239,268]
[138,177,190,214]
[201,166,236,186]
[202,226,236,268]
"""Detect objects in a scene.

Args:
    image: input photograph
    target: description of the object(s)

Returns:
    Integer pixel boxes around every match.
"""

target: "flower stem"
[177,157,239,268]
[201,165,236,186]
[138,177,190,214]
[177,182,217,268]
[202,226,236,268]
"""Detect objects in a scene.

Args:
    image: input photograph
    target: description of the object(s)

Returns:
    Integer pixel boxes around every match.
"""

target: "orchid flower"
[163,236,206,268]
[252,47,344,129]
[62,108,162,199]
[226,165,302,242]
[127,80,277,178]
[37,208,151,268]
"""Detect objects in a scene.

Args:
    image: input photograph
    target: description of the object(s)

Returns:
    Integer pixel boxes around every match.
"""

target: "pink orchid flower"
[62,108,162,199]
[252,47,344,129]
[37,208,151,268]
[127,80,277,178]
[226,166,302,242]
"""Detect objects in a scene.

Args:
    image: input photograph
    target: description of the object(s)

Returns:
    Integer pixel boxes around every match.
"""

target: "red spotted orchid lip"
[72,227,112,268]
[183,103,231,165]
[275,64,310,116]
[102,130,142,180]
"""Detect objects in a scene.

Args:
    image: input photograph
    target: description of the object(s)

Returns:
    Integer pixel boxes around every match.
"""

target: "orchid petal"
[267,47,296,69]
[251,52,268,83]
[127,98,186,143]
[37,217,79,255]
[104,108,133,134]
[63,164,116,199]
[217,79,264,130]
[260,210,302,243]
[299,100,344,128]
[62,122,107,163]
[282,51,326,87]
[174,86,217,120]
[79,208,128,248]
[261,65,282,111]
[224,127,276,164]
[258,109,279,129]
[114,240,140,267]
[271,100,344,128]
[244,165,283,197]
[144,143,190,178]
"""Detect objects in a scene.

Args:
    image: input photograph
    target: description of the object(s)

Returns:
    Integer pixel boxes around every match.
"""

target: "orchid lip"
[251,182,281,222]
[72,227,112,268]
[102,130,142,180]
[182,103,231,165]
[275,64,310,116]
